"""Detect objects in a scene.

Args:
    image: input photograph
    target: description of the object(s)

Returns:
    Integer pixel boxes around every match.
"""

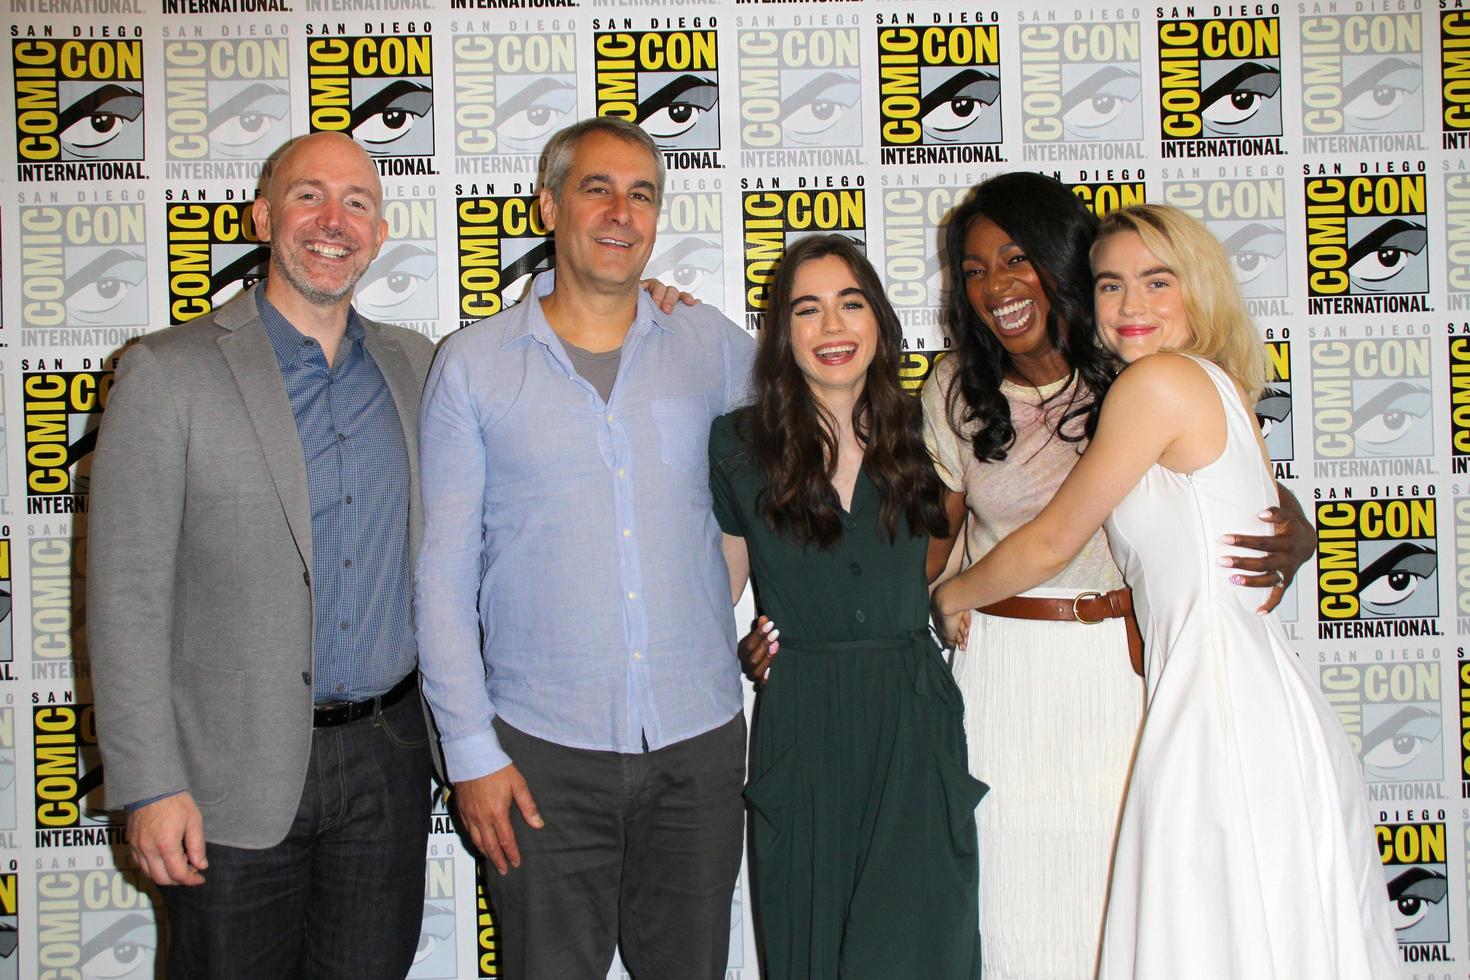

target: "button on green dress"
[709,412,985,980]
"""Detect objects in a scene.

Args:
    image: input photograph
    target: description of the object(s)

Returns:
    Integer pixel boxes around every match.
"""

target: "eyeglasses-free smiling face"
[539,130,661,296]
[1092,230,1194,363]
[252,132,389,309]
[788,254,880,400]
[960,216,1070,384]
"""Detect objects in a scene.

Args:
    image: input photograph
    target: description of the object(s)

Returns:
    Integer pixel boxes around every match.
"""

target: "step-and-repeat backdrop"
[0,0,1465,976]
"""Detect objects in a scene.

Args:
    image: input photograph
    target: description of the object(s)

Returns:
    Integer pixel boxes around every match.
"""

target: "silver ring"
[1274,569,1285,586]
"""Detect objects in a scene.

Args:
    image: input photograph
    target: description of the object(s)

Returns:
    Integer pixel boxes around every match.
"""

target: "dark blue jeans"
[161,692,434,979]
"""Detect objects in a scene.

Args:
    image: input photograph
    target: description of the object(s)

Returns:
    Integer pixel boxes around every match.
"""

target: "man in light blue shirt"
[415,118,754,978]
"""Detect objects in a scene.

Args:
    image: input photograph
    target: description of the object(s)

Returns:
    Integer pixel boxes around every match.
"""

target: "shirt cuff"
[443,728,513,784]
[125,790,183,812]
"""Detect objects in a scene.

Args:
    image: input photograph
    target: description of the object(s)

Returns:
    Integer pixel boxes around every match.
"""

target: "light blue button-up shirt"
[415,271,755,782]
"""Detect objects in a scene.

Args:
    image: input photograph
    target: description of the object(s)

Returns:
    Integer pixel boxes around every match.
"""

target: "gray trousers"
[485,713,746,980]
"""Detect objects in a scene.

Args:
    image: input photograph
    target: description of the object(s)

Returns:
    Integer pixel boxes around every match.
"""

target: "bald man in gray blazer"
[88,133,437,979]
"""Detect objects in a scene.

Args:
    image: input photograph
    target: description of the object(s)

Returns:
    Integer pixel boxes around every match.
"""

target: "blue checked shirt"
[415,271,755,782]
[257,290,416,703]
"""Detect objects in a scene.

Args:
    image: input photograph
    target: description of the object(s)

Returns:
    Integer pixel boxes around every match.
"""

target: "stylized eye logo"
[1253,385,1290,439]
[643,236,721,300]
[1356,541,1435,614]
[920,68,999,142]
[1345,218,1426,293]
[1220,223,1286,291]
[1360,705,1440,776]
[1349,380,1429,457]
[59,84,143,158]
[780,72,861,144]
[638,74,718,142]
[207,83,289,157]
[1199,62,1280,135]
[351,80,433,150]
[65,249,146,325]
[80,912,155,979]
[357,244,435,320]
[497,77,576,155]
[1342,57,1421,130]
[1388,866,1447,932]
[1061,65,1141,139]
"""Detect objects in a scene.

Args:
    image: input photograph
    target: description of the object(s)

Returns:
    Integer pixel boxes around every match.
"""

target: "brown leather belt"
[977,589,1144,677]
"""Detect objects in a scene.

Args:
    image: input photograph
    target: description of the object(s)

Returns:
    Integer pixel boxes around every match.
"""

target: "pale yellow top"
[921,356,1125,592]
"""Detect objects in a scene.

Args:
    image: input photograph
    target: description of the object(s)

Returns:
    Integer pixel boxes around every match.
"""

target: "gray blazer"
[87,285,437,848]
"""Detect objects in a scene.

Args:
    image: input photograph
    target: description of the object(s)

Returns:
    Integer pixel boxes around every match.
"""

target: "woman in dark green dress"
[709,234,985,979]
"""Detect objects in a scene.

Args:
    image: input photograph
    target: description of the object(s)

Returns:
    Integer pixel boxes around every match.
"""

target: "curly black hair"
[942,173,1120,462]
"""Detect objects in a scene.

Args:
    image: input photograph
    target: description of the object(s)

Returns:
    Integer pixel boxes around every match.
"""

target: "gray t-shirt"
[563,340,622,403]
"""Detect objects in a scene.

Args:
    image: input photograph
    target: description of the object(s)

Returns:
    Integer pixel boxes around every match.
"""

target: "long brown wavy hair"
[733,234,949,549]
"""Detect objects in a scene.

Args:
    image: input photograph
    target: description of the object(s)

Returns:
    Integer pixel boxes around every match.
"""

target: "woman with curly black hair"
[711,233,984,979]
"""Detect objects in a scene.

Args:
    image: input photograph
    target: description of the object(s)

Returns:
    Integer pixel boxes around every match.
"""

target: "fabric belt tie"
[977,589,1145,678]
[313,670,418,728]
[780,630,962,711]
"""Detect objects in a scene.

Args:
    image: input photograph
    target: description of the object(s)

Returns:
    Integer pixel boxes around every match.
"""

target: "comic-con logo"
[1379,819,1450,951]
[1019,21,1143,161]
[23,368,110,513]
[737,26,862,167]
[1316,496,1440,639]
[1449,170,1470,309]
[1258,339,1294,470]
[165,198,268,325]
[475,864,498,978]
[307,30,436,175]
[33,703,124,844]
[18,204,148,343]
[742,181,865,327]
[0,872,14,980]
[877,24,1003,165]
[456,192,551,327]
[1300,14,1423,151]
[35,867,158,979]
[594,21,720,169]
[358,198,439,334]
[11,36,146,181]
[1453,336,1470,471]
[1155,16,1283,158]
[1309,338,1433,477]
[643,188,724,309]
[452,31,576,169]
[1442,12,1470,150]
[408,853,457,979]
[31,531,83,672]
[1162,177,1288,308]
[163,38,291,170]
[1304,171,1430,315]
[1069,179,1144,218]
[1459,653,1470,793]
[1321,662,1442,790]
[881,180,967,330]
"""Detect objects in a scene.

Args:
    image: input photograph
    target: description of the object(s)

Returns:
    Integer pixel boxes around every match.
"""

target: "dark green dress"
[708,412,985,980]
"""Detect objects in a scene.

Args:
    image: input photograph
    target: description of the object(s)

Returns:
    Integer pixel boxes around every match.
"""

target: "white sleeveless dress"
[1098,357,1397,979]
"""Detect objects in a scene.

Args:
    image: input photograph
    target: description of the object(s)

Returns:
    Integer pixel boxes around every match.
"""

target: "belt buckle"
[1072,591,1104,625]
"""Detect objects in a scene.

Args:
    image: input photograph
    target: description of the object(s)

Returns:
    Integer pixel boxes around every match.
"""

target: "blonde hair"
[1092,204,1266,400]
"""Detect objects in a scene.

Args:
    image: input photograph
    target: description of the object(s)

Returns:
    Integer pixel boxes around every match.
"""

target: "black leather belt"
[313,671,417,728]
